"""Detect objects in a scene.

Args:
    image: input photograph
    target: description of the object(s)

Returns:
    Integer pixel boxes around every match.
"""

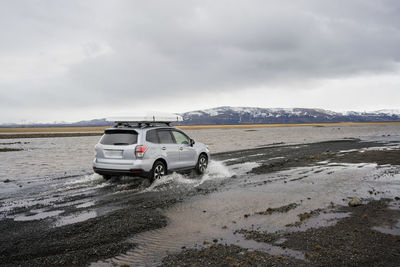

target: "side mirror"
[190,139,195,146]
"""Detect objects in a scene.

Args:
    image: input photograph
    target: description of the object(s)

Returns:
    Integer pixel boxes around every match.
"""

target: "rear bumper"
[93,167,149,178]
[93,157,154,169]
[93,158,153,178]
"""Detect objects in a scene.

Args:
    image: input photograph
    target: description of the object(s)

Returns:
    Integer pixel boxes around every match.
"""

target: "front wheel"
[196,154,208,174]
[150,161,166,181]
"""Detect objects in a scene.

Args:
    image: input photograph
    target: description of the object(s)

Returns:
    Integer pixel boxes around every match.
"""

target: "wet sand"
[162,199,400,266]
[1,138,400,266]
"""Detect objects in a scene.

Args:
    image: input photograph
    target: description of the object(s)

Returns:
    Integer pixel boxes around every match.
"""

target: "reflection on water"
[14,209,64,221]
[373,221,400,236]
[54,210,98,227]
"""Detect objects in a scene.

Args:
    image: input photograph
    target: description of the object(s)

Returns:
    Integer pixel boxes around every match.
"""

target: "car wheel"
[196,154,208,174]
[102,174,111,180]
[150,161,166,181]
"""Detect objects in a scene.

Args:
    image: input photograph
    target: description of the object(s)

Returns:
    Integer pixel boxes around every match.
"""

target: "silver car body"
[93,125,210,178]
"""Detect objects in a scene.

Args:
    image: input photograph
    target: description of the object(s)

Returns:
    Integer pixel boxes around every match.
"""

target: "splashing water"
[144,160,259,192]
[64,173,104,185]
[144,160,232,192]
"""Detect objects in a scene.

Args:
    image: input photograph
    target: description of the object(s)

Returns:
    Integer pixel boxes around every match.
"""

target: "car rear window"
[157,130,174,144]
[100,130,138,145]
[146,129,159,143]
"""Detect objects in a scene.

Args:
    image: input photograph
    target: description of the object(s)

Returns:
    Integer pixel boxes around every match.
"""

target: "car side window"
[157,130,175,144]
[172,131,190,145]
[146,129,159,143]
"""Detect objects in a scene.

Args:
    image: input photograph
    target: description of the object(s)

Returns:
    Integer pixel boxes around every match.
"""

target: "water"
[92,160,400,266]
[184,123,400,153]
[1,124,399,185]
[1,125,400,265]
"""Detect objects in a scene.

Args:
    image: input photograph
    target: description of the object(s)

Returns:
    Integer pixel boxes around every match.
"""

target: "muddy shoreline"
[162,199,400,266]
[1,139,400,266]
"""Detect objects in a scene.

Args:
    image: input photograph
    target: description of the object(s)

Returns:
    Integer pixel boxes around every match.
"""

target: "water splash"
[144,160,258,192]
[64,173,104,185]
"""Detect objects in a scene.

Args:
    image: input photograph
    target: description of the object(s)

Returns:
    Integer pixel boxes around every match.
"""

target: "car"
[93,114,210,182]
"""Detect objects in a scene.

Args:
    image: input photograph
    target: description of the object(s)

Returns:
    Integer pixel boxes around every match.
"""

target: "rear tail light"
[135,145,148,158]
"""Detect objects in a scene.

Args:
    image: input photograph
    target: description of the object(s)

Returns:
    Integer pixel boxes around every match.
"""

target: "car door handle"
[162,147,166,150]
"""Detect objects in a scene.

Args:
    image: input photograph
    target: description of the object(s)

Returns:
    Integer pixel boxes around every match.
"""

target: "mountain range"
[181,106,400,125]
[2,107,400,127]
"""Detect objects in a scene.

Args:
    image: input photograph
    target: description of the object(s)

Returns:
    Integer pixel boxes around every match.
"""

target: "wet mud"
[164,199,400,266]
[1,138,400,266]
[162,244,305,266]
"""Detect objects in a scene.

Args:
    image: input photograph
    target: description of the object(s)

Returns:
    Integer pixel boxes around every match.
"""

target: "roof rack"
[107,113,183,128]
[113,121,171,128]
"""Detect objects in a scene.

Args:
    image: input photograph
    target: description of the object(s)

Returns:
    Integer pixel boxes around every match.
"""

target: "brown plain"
[1,121,400,133]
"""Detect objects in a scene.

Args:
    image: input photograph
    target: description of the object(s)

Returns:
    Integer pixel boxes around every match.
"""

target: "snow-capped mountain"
[373,109,400,116]
[180,106,400,125]
[2,106,399,127]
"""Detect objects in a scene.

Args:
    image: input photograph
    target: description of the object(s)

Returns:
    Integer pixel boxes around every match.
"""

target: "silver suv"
[93,124,210,181]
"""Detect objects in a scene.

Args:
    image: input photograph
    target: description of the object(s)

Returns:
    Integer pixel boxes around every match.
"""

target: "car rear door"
[157,129,180,170]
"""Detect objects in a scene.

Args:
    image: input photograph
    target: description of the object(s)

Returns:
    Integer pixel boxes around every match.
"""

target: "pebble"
[348,197,361,207]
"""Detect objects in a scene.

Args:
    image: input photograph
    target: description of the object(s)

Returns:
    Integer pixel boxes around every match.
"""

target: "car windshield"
[100,130,138,145]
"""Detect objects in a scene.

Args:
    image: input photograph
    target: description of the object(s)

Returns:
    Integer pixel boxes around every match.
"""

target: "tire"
[196,154,208,174]
[150,161,167,181]
[102,174,112,180]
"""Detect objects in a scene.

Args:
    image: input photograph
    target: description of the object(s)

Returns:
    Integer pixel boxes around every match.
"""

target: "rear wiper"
[113,143,129,145]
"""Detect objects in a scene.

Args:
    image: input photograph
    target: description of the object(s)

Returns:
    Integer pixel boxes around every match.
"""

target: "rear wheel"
[150,161,166,181]
[102,174,111,180]
[196,154,208,174]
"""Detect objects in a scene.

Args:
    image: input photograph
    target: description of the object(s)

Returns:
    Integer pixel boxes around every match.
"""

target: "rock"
[348,197,361,207]
[314,245,323,251]
[298,212,312,221]
[3,179,10,183]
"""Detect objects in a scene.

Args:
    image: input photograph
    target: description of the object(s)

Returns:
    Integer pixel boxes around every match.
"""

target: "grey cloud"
[0,0,400,121]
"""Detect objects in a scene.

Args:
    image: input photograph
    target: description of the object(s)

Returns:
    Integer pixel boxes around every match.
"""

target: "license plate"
[104,149,123,158]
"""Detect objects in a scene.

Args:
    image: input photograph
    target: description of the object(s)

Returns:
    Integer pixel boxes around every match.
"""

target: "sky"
[1,0,400,123]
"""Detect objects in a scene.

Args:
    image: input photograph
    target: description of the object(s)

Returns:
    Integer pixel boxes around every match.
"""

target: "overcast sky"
[1,0,400,123]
